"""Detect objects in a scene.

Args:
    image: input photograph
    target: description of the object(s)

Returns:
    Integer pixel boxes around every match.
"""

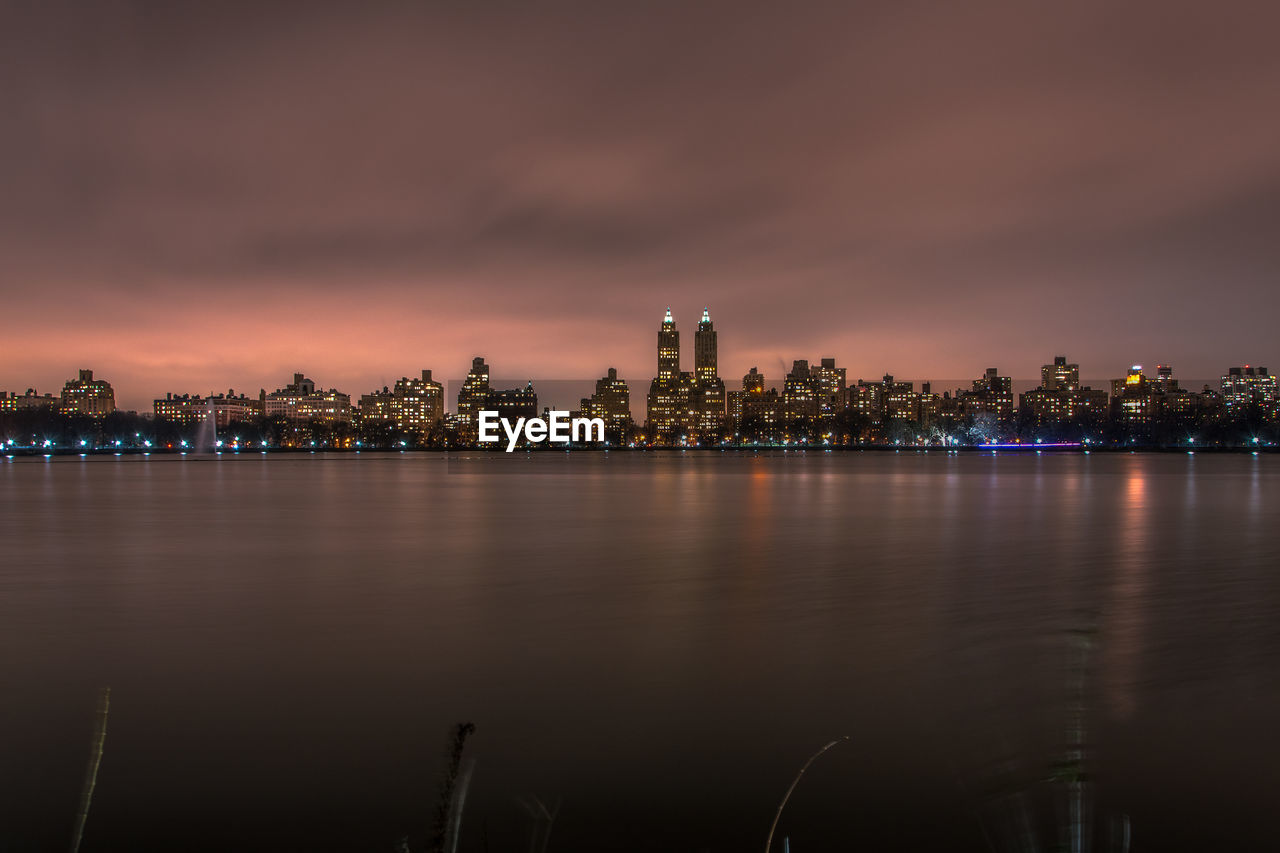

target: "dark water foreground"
[2,452,1277,851]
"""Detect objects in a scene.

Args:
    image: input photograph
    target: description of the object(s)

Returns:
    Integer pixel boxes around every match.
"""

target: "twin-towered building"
[645,308,726,442]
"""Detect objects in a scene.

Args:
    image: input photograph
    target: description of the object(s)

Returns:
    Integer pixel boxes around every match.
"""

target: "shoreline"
[4,444,1275,458]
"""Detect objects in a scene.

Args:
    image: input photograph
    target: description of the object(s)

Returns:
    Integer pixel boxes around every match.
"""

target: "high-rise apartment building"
[60,369,116,418]
[1222,366,1277,415]
[811,358,847,420]
[883,375,919,421]
[646,309,691,443]
[657,308,679,383]
[850,380,883,422]
[850,375,916,423]
[956,367,1014,422]
[361,370,444,434]
[392,370,444,432]
[1111,365,1154,429]
[579,368,632,441]
[1020,355,1106,430]
[732,368,777,430]
[456,357,492,436]
[264,373,351,423]
[783,360,819,423]
[1041,356,1079,392]
[690,308,726,438]
[918,382,941,427]
[694,308,717,383]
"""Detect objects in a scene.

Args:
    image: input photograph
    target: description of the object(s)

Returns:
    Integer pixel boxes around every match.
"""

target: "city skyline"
[4,307,1276,451]
[4,3,1280,408]
[3,303,1274,416]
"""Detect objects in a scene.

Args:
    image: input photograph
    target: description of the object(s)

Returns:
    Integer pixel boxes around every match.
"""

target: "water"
[1,452,1277,851]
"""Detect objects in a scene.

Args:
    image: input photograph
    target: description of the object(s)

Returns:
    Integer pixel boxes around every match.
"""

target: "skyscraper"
[1111,365,1155,432]
[690,308,726,439]
[456,357,491,437]
[646,309,686,443]
[658,307,680,382]
[694,307,717,383]
[957,367,1014,422]
[390,370,445,433]
[810,358,847,421]
[1041,356,1079,392]
[579,368,633,442]
[1222,366,1276,415]
[1020,356,1106,432]
[783,360,818,423]
[737,367,782,437]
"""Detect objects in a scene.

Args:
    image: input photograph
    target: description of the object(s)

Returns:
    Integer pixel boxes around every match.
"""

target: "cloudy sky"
[3,1,1278,409]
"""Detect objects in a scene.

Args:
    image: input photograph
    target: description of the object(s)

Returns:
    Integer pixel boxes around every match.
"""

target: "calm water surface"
[2,452,1278,851]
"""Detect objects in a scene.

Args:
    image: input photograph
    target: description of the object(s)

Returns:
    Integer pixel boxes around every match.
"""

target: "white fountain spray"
[194,398,217,453]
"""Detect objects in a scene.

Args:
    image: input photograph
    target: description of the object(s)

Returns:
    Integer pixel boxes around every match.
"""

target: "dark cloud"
[2,1,1278,408]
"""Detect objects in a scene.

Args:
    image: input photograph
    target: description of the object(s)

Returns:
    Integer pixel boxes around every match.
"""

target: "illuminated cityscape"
[1,310,1277,452]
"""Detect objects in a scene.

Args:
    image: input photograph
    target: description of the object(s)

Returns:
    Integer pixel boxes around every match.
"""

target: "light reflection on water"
[0,452,1277,852]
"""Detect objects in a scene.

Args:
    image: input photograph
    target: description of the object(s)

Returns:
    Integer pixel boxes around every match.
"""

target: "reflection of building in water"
[1104,470,1150,721]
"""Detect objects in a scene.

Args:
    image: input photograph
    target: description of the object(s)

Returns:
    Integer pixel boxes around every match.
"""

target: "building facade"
[646,309,692,444]
[264,373,351,423]
[456,357,491,438]
[783,360,818,423]
[811,358,847,421]
[60,369,116,417]
[1222,366,1277,416]
[579,368,632,441]
[690,308,726,439]
[485,382,538,423]
[0,390,61,411]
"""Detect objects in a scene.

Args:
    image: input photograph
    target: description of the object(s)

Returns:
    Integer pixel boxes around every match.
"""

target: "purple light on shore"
[982,442,1082,449]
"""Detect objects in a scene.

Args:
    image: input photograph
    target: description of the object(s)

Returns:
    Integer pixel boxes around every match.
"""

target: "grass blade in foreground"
[69,686,111,853]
